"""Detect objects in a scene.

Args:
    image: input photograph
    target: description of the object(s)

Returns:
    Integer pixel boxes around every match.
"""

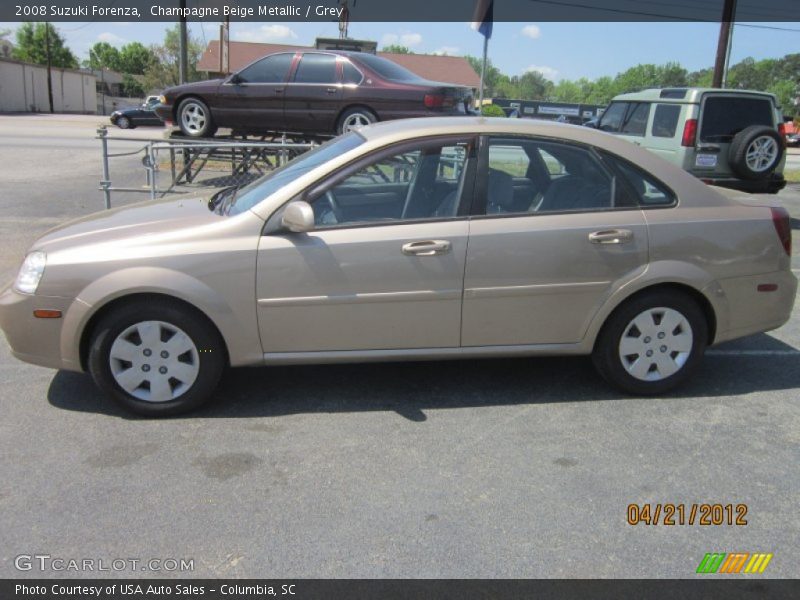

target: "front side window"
[308,139,472,227]
[294,53,337,84]
[621,102,650,136]
[481,137,635,215]
[238,53,294,83]
[598,102,628,132]
[700,96,774,142]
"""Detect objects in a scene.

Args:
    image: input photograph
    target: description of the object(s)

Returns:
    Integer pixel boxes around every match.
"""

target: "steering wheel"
[324,190,344,223]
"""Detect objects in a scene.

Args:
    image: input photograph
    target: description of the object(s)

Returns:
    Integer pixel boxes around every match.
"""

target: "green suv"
[595,88,787,194]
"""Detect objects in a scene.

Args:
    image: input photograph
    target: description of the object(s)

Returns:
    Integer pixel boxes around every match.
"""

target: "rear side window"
[238,53,293,83]
[294,53,337,84]
[604,154,675,207]
[342,61,363,84]
[651,104,681,138]
[599,102,628,132]
[700,96,774,142]
[621,102,650,136]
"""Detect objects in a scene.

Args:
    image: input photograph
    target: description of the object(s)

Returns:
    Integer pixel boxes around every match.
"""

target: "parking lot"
[1,114,799,578]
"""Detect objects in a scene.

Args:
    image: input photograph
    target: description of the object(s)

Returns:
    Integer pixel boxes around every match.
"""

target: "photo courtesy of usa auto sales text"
[16,583,299,596]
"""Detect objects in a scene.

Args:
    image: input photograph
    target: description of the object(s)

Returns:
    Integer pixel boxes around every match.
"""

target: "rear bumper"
[712,269,798,344]
[701,174,787,194]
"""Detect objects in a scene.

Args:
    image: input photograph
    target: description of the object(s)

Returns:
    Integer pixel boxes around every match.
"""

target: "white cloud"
[521,25,541,39]
[235,25,298,43]
[97,32,128,46]
[524,65,559,80]
[432,46,460,56]
[381,32,423,48]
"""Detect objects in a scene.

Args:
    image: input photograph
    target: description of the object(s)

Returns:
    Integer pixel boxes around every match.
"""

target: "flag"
[472,0,494,39]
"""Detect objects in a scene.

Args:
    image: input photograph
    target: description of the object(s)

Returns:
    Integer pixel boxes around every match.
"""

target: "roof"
[613,87,778,103]
[197,41,481,88]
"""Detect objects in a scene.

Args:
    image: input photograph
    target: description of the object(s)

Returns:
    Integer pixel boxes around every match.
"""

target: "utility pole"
[44,22,54,113]
[712,0,737,88]
[179,0,188,84]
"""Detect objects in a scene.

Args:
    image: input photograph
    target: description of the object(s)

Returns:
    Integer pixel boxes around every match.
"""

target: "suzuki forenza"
[0,117,795,415]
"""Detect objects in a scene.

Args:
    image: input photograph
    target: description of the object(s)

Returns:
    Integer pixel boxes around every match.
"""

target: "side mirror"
[281,201,315,233]
[229,73,243,85]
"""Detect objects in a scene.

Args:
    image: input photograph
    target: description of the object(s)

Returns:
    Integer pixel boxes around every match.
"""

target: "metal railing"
[97,126,316,209]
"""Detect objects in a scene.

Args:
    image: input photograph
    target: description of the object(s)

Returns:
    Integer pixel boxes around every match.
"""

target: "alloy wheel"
[745,135,779,172]
[181,102,207,135]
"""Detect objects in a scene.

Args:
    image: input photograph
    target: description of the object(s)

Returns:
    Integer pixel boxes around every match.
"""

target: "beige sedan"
[0,117,795,415]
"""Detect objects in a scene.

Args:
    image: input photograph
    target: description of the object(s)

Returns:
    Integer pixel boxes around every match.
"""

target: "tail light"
[778,122,787,148]
[770,206,792,256]
[681,118,697,147]
[424,94,455,109]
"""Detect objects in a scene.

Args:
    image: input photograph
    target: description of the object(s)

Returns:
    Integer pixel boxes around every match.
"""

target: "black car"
[155,50,473,138]
[110,96,164,129]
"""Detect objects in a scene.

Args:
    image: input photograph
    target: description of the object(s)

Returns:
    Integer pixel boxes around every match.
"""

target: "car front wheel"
[592,290,707,395]
[177,97,215,138]
[116,116,131,129]
[88,301,225,416]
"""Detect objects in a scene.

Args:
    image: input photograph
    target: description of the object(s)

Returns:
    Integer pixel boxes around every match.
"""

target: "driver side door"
[256,136,475,355]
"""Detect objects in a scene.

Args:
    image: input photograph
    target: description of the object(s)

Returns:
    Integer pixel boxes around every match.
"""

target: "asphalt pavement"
[0,114,798,579]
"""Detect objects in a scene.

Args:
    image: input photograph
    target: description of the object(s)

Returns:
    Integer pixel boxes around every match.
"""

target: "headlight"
[14,251,47,294]
[158,95,167,105]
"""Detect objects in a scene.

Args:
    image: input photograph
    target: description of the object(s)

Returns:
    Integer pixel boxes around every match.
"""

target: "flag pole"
[479,34,488,109]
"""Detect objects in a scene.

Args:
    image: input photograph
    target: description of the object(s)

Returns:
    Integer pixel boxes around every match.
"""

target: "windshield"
[227,133,365,215]
[356,54,423,82]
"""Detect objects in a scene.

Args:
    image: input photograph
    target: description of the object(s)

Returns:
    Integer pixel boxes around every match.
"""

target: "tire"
[592,290,707,396]
[88,300,225,416]
[177,97,215,138]
[336,107,377,135]
[728,125,783,180]
[116,116,131,129]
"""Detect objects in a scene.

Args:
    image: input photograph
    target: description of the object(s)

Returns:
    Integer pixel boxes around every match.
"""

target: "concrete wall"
[0,58,96,114]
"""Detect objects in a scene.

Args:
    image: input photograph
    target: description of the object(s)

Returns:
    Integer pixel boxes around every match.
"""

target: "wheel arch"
[78,292,230,372]
[591,282,718,352]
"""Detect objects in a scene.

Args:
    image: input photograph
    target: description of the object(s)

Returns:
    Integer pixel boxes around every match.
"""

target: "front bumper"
[0,285,81,371]
[154,104,173,123]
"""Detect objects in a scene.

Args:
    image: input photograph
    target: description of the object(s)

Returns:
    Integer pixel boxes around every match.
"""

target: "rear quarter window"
[700,96,774,142]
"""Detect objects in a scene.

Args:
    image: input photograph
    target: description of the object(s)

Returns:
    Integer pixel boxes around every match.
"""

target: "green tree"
[517,70,553,100]
[85,41,121,71]
[118,42,156,75]
[121,74,145,98]
[142,24,203,90]
[12,22,77,69]
[381,44,413,54]
[465,55,503,97]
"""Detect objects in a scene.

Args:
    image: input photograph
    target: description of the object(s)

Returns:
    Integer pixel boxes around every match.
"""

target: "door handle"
[588,229,633,244]
[326,87,338,94]
[274,88,284,94]
[401,240,451,256]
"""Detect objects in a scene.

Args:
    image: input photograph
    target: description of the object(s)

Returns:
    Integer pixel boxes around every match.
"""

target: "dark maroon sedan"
[155,50,474,138]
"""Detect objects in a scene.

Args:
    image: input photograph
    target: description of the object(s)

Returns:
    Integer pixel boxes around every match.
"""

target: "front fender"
[60,266,263,369]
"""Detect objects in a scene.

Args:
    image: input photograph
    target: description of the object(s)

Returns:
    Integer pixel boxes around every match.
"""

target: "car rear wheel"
[592,290,707,395]
[88,301,225,416]
[337,107,377,135]
[177,97,215,138]
[728,125,783,180]
[116,116,131,129]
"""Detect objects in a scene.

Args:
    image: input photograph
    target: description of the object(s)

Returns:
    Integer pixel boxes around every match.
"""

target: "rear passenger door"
[283,53,342,134]
[461,136,649,347]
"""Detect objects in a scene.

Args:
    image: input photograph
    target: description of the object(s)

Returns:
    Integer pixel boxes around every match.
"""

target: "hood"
[33,193,223,254]
[165,79,223,97]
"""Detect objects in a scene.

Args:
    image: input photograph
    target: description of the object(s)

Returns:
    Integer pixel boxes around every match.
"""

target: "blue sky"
[1,20,798,81]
